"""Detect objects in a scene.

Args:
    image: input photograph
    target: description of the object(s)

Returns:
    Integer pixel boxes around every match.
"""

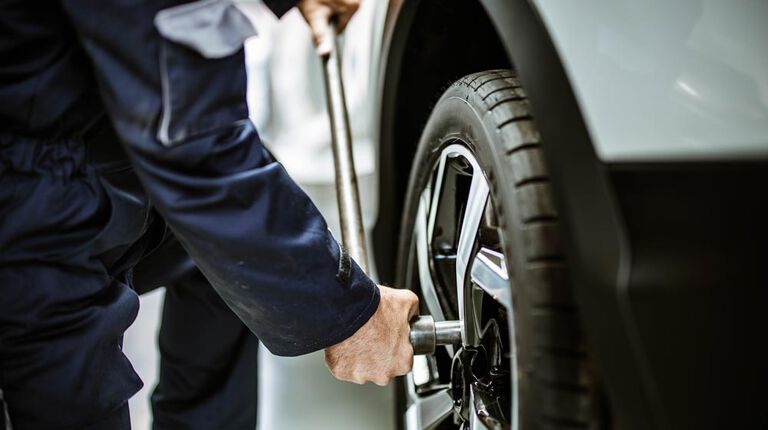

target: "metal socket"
[409,315,463,355]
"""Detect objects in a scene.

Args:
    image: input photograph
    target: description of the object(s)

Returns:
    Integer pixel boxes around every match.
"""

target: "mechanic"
[0,0,418,428]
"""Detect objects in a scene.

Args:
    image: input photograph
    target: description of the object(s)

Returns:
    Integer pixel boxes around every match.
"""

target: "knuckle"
[326,359,348,380]
[329,366,343,378]
[398,356,413,375]
[324,356,335,370]
[346,367,365,384]
[325,354,338,368]
[332,365,344,376]
[408,291,419,303]
[403,345,414,358]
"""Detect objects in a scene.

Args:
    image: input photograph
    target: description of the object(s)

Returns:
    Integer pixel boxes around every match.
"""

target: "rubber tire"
[396,70,603,429]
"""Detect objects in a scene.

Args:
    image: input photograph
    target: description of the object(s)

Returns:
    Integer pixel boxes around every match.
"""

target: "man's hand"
[325,285,419,386]
[297,0,360,56]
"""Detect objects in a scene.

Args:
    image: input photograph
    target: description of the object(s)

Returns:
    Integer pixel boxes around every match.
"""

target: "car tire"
[396,70,604,429]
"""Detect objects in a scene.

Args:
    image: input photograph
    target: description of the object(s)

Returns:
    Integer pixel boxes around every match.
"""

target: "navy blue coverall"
[0,0,379,428]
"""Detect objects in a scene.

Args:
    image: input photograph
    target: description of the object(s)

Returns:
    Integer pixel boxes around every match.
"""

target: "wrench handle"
[320,23,369,274]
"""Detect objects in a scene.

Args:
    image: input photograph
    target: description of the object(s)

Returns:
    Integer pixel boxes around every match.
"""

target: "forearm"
[129,121,380,356]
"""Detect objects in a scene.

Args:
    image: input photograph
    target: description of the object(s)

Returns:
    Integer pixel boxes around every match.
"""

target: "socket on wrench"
[409,315,463,355]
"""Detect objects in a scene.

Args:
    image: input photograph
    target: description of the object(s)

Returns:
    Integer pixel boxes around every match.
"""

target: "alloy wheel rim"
[404,143,519,430]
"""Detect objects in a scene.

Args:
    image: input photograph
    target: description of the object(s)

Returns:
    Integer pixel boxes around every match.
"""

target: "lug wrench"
[320,23,461,355]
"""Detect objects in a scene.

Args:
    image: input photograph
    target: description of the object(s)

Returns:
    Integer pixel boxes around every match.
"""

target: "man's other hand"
[297,0,360,56]
[324,285,419,386]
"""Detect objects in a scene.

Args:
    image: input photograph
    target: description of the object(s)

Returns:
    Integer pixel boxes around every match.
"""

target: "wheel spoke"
[410,355,439,388]
[455,165,489,344]
[471,247,519,430]
[468,397,488,430]
[407,143,517,430]
[470,247,512,310]
[415,188,445,320]
[426,150,449,249]
[405,389,454,430]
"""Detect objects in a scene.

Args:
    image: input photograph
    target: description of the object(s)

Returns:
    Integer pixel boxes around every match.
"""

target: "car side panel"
[378,1,768,428]
[531,0,768,162]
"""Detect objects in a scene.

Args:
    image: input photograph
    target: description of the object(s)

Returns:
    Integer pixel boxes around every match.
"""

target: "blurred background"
[123,1,391,428]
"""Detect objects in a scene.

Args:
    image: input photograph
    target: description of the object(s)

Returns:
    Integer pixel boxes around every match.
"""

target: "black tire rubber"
[396,70,604,429]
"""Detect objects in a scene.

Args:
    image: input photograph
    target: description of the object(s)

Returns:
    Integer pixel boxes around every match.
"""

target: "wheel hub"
[403,143,517,430]
[450,321,511,429]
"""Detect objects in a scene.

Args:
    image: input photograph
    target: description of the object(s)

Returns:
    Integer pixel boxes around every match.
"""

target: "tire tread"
[455,70,600,429]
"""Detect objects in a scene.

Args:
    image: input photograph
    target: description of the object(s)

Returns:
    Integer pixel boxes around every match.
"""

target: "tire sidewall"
[395,85,535,428]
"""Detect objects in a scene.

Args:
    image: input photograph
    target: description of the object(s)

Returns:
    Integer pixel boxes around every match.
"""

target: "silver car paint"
[531,0,768,162]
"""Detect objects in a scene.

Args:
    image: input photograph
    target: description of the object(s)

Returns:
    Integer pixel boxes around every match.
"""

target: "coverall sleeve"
[59,0,379,357]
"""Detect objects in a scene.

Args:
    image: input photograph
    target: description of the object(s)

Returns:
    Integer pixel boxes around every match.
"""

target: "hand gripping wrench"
[320,23,461,356]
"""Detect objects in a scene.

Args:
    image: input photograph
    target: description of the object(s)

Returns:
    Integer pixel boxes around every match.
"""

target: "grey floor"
[123,176,394,430]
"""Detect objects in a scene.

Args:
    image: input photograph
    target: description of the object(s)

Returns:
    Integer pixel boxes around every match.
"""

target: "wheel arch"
[374,0,511,284]
[374,1,661,428]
